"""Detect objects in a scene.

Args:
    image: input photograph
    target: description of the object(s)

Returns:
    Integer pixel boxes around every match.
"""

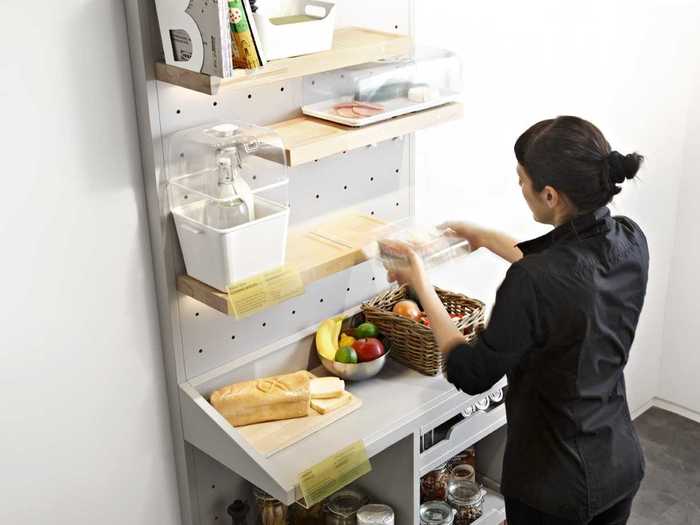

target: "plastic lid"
[207,123,240,137]
[447,480,483,505]
[419,501,455,525]
[357,504,395,525]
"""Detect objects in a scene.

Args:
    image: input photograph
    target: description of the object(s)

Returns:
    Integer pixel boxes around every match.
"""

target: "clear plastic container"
[302,47,462,127]
[165,122,290,291]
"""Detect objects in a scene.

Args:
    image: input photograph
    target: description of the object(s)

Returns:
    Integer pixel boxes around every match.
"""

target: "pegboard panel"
[335,0,414,35]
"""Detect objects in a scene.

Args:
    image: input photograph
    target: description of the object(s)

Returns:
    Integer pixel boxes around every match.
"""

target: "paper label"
[298,441,372,508]
[227,265,304,319]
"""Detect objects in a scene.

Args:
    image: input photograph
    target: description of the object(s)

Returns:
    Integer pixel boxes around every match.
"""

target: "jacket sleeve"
[446,264,540,395]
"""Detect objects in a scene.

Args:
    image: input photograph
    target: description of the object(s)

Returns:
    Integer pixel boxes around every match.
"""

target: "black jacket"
[446,207,648,521]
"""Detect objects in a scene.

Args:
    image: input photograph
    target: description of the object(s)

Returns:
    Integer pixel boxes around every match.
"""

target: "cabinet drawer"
[418,403,506,476]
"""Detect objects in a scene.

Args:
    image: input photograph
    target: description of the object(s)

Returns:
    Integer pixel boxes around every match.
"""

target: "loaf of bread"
[210,371,312,427]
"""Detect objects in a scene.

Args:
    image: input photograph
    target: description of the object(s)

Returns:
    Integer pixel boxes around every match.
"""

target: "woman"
[389,116,648,525]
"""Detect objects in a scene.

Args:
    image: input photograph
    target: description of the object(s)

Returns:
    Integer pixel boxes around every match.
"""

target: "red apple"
[352,338,385,362]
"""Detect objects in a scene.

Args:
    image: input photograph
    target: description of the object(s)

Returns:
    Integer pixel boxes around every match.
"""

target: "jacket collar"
[517,207,612,256]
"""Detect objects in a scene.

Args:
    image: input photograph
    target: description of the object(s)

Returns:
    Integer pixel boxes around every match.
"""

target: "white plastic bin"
[173,197,290,292]
[253,0,336,61]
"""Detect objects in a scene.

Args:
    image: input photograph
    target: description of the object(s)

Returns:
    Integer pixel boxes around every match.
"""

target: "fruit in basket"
[353,322,379,339]
[393,300,422,321]
[335,346,359,364]
[316,317,343,361]
[352,338,385,362]
[339,334,356,348]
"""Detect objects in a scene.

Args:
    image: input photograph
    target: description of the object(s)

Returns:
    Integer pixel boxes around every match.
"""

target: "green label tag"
[298,441,372,508]
[227,265,304,319]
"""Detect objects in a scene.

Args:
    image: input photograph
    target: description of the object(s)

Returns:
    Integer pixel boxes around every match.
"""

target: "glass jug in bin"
[165,121,289,292]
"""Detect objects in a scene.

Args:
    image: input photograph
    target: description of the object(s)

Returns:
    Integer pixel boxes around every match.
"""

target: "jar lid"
[419,501,455,525]
[357,504,395,525]
[325,488,368,518]
[447,480,484,505]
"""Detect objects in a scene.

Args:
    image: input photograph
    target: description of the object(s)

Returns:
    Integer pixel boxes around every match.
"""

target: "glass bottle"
[204,156,251,229]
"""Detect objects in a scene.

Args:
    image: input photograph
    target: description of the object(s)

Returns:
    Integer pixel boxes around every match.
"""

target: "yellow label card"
[227,265,304,319]
[298,441,372,508]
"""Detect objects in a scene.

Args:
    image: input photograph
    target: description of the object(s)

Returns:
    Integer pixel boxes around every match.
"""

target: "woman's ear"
[542,185,560,209]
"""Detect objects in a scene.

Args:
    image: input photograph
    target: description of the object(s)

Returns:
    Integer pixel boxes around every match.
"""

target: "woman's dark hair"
[514,116,644,212]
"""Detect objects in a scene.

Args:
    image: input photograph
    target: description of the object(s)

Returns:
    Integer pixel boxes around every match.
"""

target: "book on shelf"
[228,0,267,69]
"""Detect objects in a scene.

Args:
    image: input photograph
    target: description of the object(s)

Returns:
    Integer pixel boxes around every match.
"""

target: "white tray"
[301,91,461,127]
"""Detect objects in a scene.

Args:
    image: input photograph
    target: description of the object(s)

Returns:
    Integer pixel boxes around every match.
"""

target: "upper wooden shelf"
[177,213,387,314]
[272,103,464,166]
[155,27,411,96]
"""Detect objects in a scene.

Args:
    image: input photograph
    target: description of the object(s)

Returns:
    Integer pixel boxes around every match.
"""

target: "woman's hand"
[442,221,489,251]
[442,221,524,263]
[382,241,431,293]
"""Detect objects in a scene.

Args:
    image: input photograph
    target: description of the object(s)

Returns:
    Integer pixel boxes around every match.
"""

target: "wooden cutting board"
[238,392,362,457]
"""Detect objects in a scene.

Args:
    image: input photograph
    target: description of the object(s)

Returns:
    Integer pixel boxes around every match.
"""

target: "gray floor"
[629,407,700,524]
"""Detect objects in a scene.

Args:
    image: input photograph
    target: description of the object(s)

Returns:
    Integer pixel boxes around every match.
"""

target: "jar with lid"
[420,463,449,502]
[446,480,485,525]
[448,447,476,470]
[324,488,368,525]
[419,501,456,525]
[473,396,490,412]
[449,464,475,484]
[488,388,504,404]
[254,487,289,525]
[356,504,395,525]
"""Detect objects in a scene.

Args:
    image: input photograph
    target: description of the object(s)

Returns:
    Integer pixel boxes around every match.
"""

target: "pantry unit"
[124,1,508,524]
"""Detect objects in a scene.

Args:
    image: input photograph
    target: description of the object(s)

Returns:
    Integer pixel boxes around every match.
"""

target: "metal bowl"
[319,350,390,381]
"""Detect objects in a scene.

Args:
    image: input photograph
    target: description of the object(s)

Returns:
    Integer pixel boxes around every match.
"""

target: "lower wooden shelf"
[177,213,387,314]
[272,102,464,166]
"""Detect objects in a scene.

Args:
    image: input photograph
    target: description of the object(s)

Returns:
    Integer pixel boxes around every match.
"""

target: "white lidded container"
[166,122,289,292]
[253,0,336,60]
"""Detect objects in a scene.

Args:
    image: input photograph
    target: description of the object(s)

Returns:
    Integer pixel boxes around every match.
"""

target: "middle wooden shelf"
[271,102,464,166]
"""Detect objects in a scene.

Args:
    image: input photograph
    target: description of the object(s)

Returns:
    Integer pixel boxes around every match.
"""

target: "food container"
[324,488,368,525]
[362,285,485,376]
[319,351,390,382]
[448,448,476,471]
[474,397,491,412]
[302,48,462,127]
[449,465,476,484]
[488,388,504,404]
[419,501,456,525]
[254,0,336,60]
[356,504,395,525]
[254,487,289,525]
[421,463,450,503]
[166,122,289,291]
[446,481,485,525]
[290,501,325,525]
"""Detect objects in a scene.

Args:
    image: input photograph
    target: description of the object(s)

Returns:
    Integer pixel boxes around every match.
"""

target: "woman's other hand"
[442,221,488,250]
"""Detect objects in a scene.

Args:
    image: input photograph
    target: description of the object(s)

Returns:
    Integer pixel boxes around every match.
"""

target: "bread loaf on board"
[210,371,312,427]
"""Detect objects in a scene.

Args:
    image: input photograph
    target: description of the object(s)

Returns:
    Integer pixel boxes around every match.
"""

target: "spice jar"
[290,501,324,525]
[488,388,504,404]
[447,480,485,525]
[254,487,289,525]
[419,501,456,525]
[449,464,475,483]
[473,396,490,412]
[448,448,476,470]
[324,488,368,525]
[420,463,449,502]
[356,504,395,525]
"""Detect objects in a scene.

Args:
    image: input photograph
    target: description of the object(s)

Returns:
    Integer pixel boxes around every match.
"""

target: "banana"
[316,316,345,361]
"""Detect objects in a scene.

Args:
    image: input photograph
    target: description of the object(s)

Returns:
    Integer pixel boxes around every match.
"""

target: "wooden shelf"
[272,102,464,166]
[155,27,411,95]
[177,213,387,314]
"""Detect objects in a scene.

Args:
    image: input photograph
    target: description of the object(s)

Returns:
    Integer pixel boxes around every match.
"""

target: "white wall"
[0,2,181,525]
[415,0,700,414]
[658,58,700,418]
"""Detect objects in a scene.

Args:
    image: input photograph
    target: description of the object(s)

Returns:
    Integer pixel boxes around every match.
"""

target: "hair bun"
[607,150,644,185]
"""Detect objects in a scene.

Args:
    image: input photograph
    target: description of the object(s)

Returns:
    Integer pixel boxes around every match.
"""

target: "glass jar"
[488,388,504,404]
[254,487,289,525]
[419,501,456,525]
[449,464,475,483]
[420,463,449,502]
[356,504,395,525]
[447,480,484,525]
[448,447,476,470]
[324,488,368,525]
[473,396,490,412]
[290,501,324,525]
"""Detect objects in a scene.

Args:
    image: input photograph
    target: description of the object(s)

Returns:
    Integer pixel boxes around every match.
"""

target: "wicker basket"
[361,285,485,376]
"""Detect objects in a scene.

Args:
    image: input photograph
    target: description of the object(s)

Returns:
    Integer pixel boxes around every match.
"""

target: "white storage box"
[166,122,290,291]
[253,0,336,60]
